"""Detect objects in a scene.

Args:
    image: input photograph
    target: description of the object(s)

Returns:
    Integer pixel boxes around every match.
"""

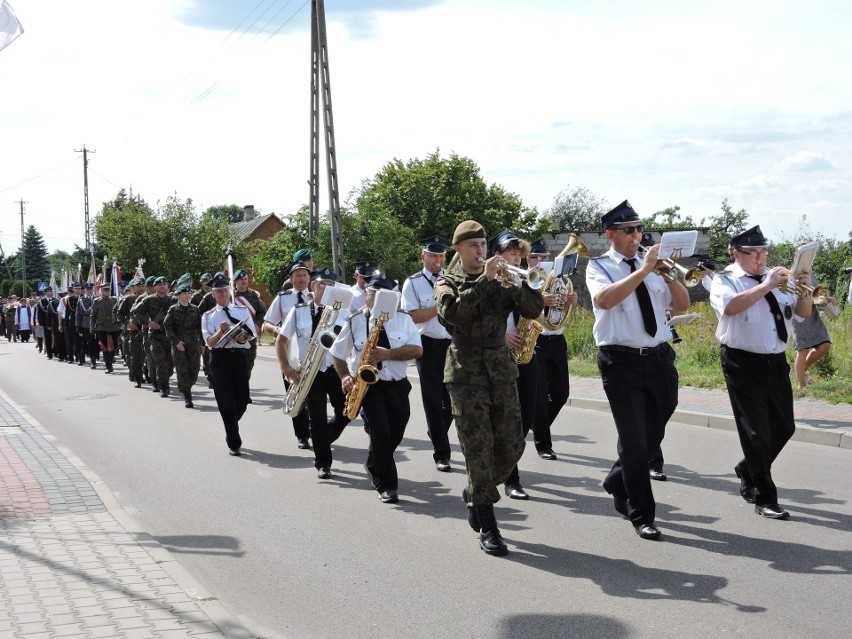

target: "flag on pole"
[110,259,121,297]
[59,269,67,294]
[135,258,145,281]
[0,1,24,53]
[88,253,97,286]
[48,270,57,293]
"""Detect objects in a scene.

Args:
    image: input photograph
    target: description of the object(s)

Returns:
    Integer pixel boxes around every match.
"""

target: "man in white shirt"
[709,225,811,520]
[349,261,376,313]
[331,275,423,504]
[202,274,255,456]
[586,200,689,540]
[401,235,454,473]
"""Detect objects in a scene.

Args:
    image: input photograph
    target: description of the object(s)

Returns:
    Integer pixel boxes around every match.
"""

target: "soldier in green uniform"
[131,275,158,388]
[131,276,176,397]
[435,220,544,557]
[232,269,267,399]
[91,283,121,373]
[195,272,219,387]
[191,273,213,307]
[164,283,203,408]
[115,278,146,386]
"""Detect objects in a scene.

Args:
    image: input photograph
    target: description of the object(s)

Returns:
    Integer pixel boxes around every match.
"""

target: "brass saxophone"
[512,317,543,365]
[343,312,388,420]
[282,301,343,417]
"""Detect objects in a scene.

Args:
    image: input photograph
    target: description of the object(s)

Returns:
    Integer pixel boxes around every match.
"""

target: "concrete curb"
[0,388,255,639]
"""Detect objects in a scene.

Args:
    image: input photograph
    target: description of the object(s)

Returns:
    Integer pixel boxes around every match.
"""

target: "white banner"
[0,1,24,53]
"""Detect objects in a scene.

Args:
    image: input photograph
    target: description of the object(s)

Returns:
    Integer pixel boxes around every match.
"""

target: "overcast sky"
[1,0,850,257]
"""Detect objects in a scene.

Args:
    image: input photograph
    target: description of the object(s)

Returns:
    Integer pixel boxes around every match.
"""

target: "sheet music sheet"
[789,242,818,278]
[667,313,700,327]
[659,230,698,260]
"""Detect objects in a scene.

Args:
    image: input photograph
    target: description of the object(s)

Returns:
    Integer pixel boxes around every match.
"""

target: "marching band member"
[264,261,314,449]
[277,267,351,479]
[527,238,577,461]
[710,225,811,520]
[349,261,376,313]
[202,274,255,456]
[586,201,689,540]
[401,235,455,473]
[436,221,543,555]
[331,275,422,504]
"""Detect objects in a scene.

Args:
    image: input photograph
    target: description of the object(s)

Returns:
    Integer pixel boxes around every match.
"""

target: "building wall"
[242,217,285,306]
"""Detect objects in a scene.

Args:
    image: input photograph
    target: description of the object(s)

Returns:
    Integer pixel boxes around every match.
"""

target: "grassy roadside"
[565,302,852,405]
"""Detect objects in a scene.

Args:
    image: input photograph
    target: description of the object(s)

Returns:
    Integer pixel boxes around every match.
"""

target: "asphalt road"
[2,341,851,639]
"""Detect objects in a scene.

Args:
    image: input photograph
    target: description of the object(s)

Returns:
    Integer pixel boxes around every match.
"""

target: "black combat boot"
[152,381,160,393]
[462,488,480,533]
[105,352,113,373]
[160,381,170,398]
[475,505,508,556]
[184,391,193,408]
[134,379,143,389]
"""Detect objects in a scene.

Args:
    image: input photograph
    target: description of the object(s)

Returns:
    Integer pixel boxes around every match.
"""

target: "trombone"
[636,245,704,288]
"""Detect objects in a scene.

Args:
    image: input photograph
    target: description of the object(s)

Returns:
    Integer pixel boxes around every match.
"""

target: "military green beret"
[293,248,312,262]
[452,220,486,245]
[145,276,157,286]
[233,269,248,280]
[175,283,192,294]
[200,272,213,282]
[178,273,192,283]
[153,276,167,285]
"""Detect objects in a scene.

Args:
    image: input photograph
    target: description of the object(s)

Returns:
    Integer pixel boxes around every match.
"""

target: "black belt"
[721,345,786,361]
[422,335,451,344]
[599,343,667,356]
[212,348,247,354]
[538,334,565,341]
[452,336,505,349]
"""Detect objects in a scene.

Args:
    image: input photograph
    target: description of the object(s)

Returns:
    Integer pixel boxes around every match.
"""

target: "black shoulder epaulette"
[397,309,411,317]
[589,256,607,261]
[409,272,424,280]
[279,290,293,296]
[349,309,365,319]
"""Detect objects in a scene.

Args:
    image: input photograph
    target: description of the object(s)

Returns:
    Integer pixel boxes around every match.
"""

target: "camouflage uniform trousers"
[446,381,525,507]
[245,339,258,380]
[172,343,201,394]
[147,331,174,384]
[127,330,145,382]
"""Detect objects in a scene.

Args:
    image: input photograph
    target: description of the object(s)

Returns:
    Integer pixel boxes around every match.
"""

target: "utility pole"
[17,199,27,297]
[309,0,345,279]
[74,145,95,253]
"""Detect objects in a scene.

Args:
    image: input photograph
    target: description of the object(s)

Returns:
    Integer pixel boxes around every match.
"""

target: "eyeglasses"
[738,247,768,257]
[617,225,644,234]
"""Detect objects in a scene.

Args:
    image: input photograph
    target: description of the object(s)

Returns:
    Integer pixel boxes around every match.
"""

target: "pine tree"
[16,225,51,279]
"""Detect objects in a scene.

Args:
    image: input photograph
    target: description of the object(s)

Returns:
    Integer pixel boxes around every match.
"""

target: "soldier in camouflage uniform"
[131,276,158,388]
[435,220,544,557]
[232,269,267,398]
[164,283,203,408]
[191,273,213,307]
[131,276,176,397]
[195,273,219,387]
[116,278,146,386]
[91,284,121,373]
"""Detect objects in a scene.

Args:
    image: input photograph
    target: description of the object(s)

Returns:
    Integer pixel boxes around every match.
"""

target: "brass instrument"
[636,245,704,288]
[780,277,828,304]
[477,257,546,289]
[343,312,388,420]
[541,233,589,330]
[282,300,345,417]
[512,317,543,365]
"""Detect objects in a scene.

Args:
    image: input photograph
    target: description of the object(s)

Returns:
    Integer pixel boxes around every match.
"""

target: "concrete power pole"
[75,145,95,253]
[17,199,27,297]
[309,0,345,279]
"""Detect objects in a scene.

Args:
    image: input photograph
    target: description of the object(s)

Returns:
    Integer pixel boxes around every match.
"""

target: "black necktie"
[297,291,305,304]
[748,275,788,342]
[366,311,391,370]
[627,259,657,337]
[222,306,240,325]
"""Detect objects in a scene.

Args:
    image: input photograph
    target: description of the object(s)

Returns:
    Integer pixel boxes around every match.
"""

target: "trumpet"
[478,257,546,290]
[780,274,828,305]
[635,245,704,288]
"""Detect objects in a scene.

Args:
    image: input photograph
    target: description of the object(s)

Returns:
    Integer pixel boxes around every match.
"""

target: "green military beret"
[175,283,192,294]
[293,248,312,262]
[178,273,192,284]
[452,220,486,245]
[233,269,248,280]
[200,272,213,282]
[153,276,167,285]
[145,276,157,286]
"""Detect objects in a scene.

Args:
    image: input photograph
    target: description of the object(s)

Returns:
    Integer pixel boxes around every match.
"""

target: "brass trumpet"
[478,257,546,290]
[780,275,828,304]
[635,245,704,288]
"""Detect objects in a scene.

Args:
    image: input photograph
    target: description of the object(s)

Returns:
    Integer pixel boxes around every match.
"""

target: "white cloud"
[775,151,835,171]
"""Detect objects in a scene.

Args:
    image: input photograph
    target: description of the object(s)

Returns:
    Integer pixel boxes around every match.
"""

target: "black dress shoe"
[505,483,529,500]
[228,448,241,456]
[379,490,399,503]
[612,493,629,518]
[462,488,480,532]
[134,380,142,389]
[635,524,661,540]
[317,467,332,479]
[755,503,790,520]
[538,448,557,460]
[297,437,311,450]
[734,466,756,503]
[435,459,451,472]
[649,469,667,481]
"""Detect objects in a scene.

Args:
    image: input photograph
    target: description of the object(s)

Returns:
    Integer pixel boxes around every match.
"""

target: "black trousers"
[416,336,453,461]
[283,377,312,441]
[598,344,678,527]
[307,366,350,469]
[721,346,795,505]
[506,355,539,486]
[80,328,98,362]
[63,320,78,361]
[533,334,570,452]
[362,379,412,493]
[44,327,58,359]
[210,348,249,450]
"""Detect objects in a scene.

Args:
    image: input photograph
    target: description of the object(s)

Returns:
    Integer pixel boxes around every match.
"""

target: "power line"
[0,159,77,195]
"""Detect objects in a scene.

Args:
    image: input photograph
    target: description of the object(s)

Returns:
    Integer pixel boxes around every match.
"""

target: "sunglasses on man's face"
[617,225,644,234]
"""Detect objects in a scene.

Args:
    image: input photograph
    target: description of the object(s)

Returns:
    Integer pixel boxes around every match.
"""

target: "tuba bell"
[540,233,590,331]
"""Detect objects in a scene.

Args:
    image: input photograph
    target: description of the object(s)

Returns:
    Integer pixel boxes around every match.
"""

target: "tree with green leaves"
[354,149,549,244]
[546,184,610,232]
[705,199,749,260]
[205,204,245,224]
[16,225,51,279]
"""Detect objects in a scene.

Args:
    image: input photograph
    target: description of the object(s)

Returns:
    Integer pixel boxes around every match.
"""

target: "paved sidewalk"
[0,391,253,639]
[568,376,852,449]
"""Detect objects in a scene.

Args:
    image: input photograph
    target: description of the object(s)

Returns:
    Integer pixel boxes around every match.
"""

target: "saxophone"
[282,301,343,417]
[343,312,388,420]
[512,317,543,365]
